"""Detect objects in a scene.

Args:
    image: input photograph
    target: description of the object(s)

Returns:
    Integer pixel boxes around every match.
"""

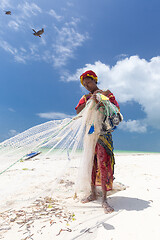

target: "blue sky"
[0,0,160,152]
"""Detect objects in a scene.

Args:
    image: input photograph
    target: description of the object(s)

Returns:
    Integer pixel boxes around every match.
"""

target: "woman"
[75,70,120,214]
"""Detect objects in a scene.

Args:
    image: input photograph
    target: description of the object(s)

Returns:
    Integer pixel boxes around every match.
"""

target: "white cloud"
[37,112,74,119]
[8,108,15,112]
[17,2,42,18]
[0,2,42,34]
[0,4,88,68]
[66,2,74,7]
[8,20,20,31]
[66,56,160,130]
[0,40,27,63]
[20,47,27,53]
[0,35,48,63]
[48,9,63,21]
[14,55,26,63]
[40,37,47,46]
[0,38,47,64]
[115,53,128,61]
[118,120,147,133]
[8,129,19,137]
[52,25,88,67]
[65,17,80,27]
[0,40,17,55]
[0,0,11,9]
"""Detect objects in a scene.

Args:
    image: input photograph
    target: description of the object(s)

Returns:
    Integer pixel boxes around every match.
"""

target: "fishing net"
[0,93,123,209]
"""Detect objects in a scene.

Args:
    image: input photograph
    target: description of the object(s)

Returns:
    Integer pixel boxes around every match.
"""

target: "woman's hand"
[91,89,103,103]
[93,89,103,95]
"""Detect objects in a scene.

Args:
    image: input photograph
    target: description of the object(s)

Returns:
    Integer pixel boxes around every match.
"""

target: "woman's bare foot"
[102,201,114,214]
[81,194,97,203]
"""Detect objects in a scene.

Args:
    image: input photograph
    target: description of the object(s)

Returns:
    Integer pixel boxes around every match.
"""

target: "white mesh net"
[0,93,122,210]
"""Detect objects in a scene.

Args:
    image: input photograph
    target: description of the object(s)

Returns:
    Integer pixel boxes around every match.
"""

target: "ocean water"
[114,150,160,155]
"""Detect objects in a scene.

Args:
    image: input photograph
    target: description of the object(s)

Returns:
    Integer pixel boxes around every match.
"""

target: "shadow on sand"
[70,196,150,239]
[109,196,151,211]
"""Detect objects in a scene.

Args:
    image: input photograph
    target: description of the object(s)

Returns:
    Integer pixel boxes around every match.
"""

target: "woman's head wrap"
[80,70,98,86]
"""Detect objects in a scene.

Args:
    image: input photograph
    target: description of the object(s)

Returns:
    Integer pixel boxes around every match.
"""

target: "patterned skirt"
[91,132,115,191]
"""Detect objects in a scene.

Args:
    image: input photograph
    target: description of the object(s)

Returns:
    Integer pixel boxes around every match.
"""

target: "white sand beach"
[0,152,160,240]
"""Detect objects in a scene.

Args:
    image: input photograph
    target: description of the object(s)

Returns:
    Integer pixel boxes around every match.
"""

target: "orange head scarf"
[80,70,98,86]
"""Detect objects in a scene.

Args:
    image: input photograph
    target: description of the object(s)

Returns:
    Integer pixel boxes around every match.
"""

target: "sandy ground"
[0,152,160,240]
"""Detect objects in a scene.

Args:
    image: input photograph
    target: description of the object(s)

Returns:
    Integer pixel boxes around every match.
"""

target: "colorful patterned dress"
[75,92,120,191]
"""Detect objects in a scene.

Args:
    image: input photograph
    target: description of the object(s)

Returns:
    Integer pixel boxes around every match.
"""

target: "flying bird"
[32,28,44,37]
[5,11,11,15]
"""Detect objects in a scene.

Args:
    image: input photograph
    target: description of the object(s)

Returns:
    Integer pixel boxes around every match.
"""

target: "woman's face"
[83,77,97,93]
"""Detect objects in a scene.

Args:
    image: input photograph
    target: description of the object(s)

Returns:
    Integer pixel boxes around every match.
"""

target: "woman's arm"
[76,102,86,114]
[102,89,112,97]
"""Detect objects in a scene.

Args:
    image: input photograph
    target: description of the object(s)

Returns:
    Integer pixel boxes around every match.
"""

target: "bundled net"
[0,93,122,209]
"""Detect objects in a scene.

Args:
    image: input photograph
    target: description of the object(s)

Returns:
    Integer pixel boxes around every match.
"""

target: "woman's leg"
[96,143,114,213]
